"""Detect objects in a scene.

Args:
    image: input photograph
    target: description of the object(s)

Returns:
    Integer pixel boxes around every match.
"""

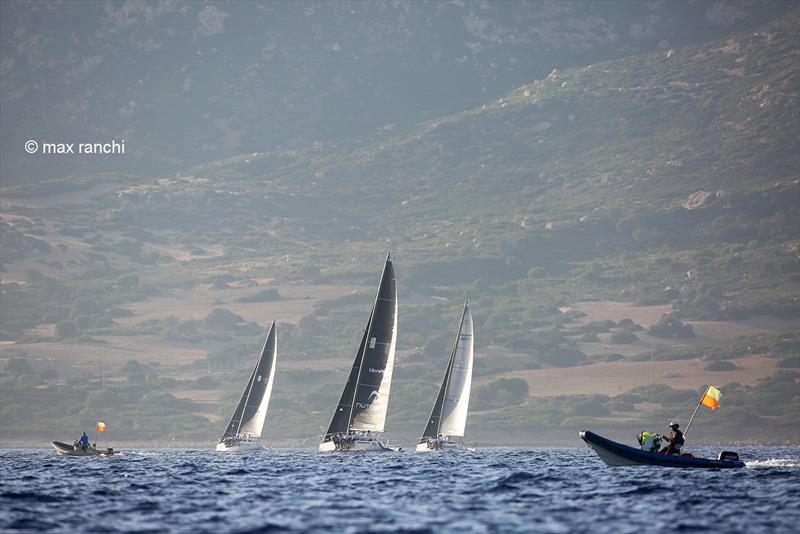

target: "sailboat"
[216,321,277,452]
[416,301,475,452]
[319,254,400,452]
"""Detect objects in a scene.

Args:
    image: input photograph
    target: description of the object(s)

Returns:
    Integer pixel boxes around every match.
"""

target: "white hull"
[415,441,475,453]
[215,439,263,452]
[319,439,400,453]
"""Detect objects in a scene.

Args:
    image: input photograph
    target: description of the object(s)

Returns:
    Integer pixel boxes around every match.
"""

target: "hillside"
[1,11,798,446]
[1,1,794,181]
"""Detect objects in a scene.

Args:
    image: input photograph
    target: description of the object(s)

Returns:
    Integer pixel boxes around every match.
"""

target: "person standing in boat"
[78,432,90,452]
[660,422,684,455]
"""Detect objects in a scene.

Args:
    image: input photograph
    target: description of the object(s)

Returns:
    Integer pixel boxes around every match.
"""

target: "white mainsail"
[438,304,473,437]
[419,302,474,443]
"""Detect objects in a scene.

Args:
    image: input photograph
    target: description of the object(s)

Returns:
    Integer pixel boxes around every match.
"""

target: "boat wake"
[745,458,800,468]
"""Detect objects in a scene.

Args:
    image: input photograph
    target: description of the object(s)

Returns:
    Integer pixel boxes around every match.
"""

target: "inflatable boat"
[580,431,744,468]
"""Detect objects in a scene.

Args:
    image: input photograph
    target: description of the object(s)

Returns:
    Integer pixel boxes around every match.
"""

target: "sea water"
[1,447,798,533]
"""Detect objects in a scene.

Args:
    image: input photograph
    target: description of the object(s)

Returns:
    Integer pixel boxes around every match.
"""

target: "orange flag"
[700,385,722,410]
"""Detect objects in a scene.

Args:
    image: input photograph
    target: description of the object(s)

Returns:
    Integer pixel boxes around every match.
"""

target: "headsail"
[421,302,474,440]
[322,255,398,442]
[420,348,453,440]
[220,321,277,440]
[323,310,372,437]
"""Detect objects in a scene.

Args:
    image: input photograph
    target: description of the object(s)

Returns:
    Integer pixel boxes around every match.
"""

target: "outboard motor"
[718,451,739,462]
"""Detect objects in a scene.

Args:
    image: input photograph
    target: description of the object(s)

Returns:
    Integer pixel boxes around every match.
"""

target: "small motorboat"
[51,441,116,456]
[580,431,744,468]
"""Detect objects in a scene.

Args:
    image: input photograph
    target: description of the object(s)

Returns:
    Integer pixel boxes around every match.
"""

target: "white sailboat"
[416,302,475,452]
[319,254,400,452]
[216,321,277,452]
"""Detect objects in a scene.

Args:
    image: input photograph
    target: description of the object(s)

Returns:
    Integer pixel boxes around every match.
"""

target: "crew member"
[637,431,660,452]
[79,432,90,452]
[660,422,684,455]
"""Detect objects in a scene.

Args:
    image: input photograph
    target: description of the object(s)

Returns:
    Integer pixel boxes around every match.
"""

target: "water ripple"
[0,447,798,533]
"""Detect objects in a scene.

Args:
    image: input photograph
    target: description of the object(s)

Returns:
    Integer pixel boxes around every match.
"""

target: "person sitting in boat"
[660,422,685,455]
[78,432,90,452]
[637,431,660,452]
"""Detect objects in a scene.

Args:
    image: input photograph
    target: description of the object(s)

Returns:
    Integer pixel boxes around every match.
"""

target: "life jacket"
[638,431,657,452]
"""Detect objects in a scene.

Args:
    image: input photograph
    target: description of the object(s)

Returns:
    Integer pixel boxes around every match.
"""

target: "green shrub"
[6,358,34,375]
[704,360,737,371]
[648,314,695,338]
[235,288,281,303]
[610,331,638,344]
[777,356,800,369]
[474,378,529,408]
[55,320,79,339]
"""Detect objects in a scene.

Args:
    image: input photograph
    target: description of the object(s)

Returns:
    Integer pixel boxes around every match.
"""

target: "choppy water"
[1,446,799,533]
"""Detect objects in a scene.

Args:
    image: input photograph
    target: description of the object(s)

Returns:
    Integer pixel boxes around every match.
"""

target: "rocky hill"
[1,8,798,445]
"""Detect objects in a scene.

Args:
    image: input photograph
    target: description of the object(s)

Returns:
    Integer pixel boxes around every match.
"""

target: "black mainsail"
[220,321,277,442]
[321,255,398,446]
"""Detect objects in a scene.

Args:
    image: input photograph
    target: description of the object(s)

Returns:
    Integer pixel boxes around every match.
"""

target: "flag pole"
[683,387,707,438]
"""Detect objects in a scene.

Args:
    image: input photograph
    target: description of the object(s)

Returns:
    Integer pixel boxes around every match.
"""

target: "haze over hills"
[0,4,798,446]
[1,0,795,181]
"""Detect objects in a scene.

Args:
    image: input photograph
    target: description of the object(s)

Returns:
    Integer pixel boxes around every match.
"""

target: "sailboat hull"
[319,438,400,453]
[415,441,475,452]
[215,439,263,453]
